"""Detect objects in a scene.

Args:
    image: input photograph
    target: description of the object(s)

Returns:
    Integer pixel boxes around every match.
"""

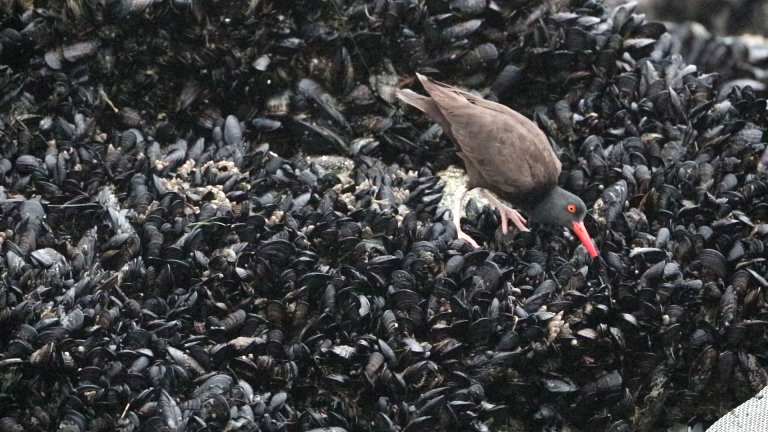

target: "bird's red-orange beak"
[571,221,598,258]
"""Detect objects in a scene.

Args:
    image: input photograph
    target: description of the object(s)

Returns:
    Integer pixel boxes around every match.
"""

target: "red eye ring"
[567,204,577,213]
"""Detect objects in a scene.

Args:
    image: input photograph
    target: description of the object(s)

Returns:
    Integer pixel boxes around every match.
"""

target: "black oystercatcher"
[396,73,599,257]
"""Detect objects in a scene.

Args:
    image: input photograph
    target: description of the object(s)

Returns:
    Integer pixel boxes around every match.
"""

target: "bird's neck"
[514,185,562,225]
[511,184,558,212]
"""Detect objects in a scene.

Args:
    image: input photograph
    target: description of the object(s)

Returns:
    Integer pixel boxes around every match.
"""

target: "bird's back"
[397,74,562,201]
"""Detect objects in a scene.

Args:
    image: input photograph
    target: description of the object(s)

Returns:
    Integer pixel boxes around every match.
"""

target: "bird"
[396,73,599,258]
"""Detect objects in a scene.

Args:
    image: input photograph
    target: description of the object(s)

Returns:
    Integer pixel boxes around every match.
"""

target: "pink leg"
[452,185,480,248]
[480,189,529,234]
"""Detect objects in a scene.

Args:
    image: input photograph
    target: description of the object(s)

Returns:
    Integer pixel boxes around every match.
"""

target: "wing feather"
[414,74,561,195]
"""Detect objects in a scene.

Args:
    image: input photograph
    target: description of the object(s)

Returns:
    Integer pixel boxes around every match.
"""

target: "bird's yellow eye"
[567,204,577,213]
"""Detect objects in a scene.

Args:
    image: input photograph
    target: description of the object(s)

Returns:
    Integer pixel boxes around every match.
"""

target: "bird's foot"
[453,184,480,248]
[457,229,480,249]
[497,206,528,234]
[480,189,529,234]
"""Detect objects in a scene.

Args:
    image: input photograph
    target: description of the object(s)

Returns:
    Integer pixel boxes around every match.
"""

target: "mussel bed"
[0,0,767,431]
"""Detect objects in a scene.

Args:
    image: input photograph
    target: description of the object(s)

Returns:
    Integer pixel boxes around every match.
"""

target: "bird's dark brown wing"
[417,74,562,196]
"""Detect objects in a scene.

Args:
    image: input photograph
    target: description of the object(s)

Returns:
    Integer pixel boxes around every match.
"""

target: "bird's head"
[523,186,598,257]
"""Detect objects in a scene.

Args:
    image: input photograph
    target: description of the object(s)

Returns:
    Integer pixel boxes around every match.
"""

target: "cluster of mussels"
[662,21,768,93]
[0,0,767,431]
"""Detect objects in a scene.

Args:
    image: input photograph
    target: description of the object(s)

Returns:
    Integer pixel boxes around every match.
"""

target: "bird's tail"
[396,88,450,127]
[396,77,456,141]
[395,89,432,113]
